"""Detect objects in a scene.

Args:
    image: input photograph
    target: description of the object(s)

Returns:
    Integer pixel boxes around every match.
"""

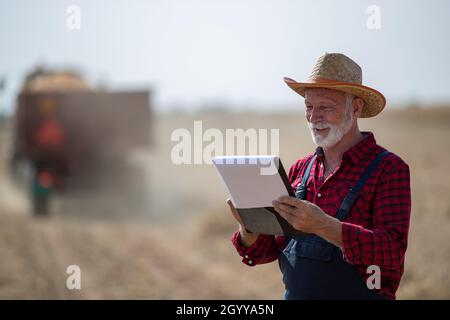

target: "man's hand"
[272,196,343,248]
[227,198,259,248]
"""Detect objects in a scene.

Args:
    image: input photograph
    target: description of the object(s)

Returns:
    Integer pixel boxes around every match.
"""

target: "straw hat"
[284,52,386,118]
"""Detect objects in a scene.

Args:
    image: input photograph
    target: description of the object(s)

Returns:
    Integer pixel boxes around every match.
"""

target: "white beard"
[308,107,353,148]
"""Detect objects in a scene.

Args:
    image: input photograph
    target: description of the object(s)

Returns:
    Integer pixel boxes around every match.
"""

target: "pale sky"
[1,0,449,113]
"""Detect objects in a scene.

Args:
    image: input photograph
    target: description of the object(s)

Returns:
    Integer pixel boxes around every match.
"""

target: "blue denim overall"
[279,151,390,300]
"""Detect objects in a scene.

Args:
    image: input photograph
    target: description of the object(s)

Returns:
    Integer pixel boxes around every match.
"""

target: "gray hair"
[346,93,355,108]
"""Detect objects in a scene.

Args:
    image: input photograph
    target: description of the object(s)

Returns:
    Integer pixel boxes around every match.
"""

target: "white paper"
[212,155,291,208]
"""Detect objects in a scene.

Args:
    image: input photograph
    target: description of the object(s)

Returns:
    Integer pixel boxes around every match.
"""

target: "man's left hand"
[272,196,330,234]
[273,196,344,248]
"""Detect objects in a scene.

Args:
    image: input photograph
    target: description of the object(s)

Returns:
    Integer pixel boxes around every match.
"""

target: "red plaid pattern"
[231,132,411,299]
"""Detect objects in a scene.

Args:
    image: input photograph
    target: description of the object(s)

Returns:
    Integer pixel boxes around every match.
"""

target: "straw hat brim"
[284,77,386,118]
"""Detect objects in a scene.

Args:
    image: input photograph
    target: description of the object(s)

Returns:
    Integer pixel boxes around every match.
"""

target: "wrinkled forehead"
[304,88,347,103]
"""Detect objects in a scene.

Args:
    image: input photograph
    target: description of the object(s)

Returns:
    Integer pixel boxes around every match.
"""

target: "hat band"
[306,76,361,85]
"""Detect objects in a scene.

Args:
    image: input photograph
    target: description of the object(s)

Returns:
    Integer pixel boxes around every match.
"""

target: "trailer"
[10,67,152,215]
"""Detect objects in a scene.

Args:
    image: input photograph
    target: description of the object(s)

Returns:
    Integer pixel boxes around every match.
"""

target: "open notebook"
[212,155,307,236]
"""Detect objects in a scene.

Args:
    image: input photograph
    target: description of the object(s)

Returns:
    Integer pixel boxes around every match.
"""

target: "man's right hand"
[227,198,259,248]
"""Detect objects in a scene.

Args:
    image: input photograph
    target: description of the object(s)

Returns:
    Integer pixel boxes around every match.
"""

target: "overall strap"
[335,150,391,222]
[295,155,317,200]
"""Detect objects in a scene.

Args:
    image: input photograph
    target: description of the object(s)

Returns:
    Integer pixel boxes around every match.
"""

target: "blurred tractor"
[10,66,152,216]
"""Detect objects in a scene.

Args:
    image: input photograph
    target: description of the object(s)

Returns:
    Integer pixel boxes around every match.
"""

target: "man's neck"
[322,129,364,169]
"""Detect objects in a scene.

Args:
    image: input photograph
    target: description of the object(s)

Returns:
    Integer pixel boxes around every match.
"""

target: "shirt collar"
[315,131,377,165]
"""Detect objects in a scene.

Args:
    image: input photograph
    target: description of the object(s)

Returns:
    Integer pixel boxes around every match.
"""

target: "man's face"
[304,88,355,148]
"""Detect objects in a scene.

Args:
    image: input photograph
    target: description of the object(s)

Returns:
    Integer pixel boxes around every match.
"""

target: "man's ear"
[352,97,364,118]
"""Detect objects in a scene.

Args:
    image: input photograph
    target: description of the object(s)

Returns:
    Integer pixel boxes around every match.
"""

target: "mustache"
[308,122,331,130]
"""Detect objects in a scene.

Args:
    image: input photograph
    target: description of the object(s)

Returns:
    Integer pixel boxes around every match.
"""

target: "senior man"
[228,53,411,300]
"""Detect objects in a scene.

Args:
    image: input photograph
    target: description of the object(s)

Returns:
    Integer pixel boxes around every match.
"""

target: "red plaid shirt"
[231,132,411,299]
